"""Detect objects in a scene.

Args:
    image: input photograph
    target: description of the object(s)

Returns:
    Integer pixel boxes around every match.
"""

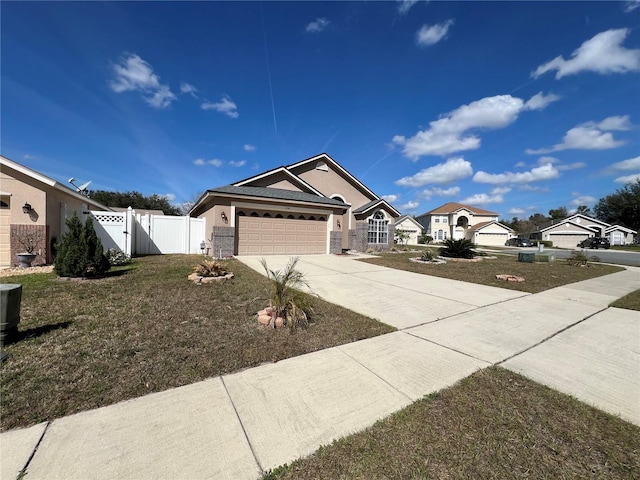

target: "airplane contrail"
[260,5,277,135]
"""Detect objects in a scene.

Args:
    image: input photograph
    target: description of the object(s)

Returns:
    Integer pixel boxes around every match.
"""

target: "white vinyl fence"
[89,208,206,256]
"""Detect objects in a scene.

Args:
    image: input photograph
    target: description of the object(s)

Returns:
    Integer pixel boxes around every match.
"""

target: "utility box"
[518,252,535,263]
[1,284,22,346]
[535,254,556,263]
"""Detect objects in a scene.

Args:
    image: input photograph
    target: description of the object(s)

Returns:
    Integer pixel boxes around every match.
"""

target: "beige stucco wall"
[0,169,47,225]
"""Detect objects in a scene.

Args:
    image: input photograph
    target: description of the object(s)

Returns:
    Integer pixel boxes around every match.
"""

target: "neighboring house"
[415,202,513,246]
[189,153,400,256]
[532,214,636,247]
[394,215,424,245]
[0,155,111,267]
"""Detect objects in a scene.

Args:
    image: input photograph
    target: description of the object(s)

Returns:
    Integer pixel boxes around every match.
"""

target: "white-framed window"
[436,229,448,241]
[368,210,388,244]
[434,217,440,223]
[442,216,448,224]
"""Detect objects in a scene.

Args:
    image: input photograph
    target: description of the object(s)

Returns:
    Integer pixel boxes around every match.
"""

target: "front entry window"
[368,211,388,244]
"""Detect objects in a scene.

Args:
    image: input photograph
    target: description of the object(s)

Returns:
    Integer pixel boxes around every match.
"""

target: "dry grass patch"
[0,255,393,431]
[359,252,623,293]
[610,289,640,311]
[265,367,640,480]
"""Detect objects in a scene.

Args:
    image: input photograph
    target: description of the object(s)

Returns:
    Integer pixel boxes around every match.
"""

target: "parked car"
[577,237,610,249]
[505,237,533,247]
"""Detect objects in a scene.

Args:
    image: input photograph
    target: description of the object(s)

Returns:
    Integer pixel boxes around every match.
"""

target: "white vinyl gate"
[89,208,205,255]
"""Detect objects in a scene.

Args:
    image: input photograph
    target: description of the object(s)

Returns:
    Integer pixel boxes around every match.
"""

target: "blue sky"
[2,1,639,219]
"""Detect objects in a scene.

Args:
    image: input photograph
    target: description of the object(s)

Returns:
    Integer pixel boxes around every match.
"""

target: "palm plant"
[439,238,478,259]
[260,257,313,329]
[420,250,435,262]
[566,250,600,267]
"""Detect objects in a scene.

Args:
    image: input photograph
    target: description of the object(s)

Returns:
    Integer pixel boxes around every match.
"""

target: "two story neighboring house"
[415,202,513,246]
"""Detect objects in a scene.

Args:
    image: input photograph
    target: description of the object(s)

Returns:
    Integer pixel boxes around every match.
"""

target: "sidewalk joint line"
[403,331,492,364]
[335,346,414,402]
[220,376,264,476]
[19,420,51,477]
[496,306,610,366]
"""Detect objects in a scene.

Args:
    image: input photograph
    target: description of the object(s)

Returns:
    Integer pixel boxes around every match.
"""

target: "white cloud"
[418,186,460,200]
[537,156,559,165]
[526,115,630,154]
[615,173,640,183]
[395,158,473,187]
[611,156,640,170]
[557,162,586,171]
[491,187,512,195]
[474,163,560,184]
[180,82,198,98]
[306,18,329,33]
[398,201,419,211]
[164,193,176,202]
[569,195,596,206]
[382,194,399,202]
[194,158,223,167]
[397,0,419,15]
[532,29,640,79]
[416,20,454,47]
[243,144,256,152]
[625,0,640,12]
[229,160,246,167]
[201,96,239,118]
[109,54,176,109]
[459,191,506,205]
[508,208,526,215]
[518,185,549,193]
[524,92,561,110]
[393,93,556,159]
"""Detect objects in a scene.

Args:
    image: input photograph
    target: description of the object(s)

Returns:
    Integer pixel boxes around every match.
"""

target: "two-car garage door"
[237,216,327,255]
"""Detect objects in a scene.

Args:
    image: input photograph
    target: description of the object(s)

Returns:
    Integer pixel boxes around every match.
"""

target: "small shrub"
[439,238,478,259]
[261,257,313,330]
[420,250,435,262]
[193,259,228,277]
[566,250,600,267]
[106,249,132,266]
[54,213,110,278]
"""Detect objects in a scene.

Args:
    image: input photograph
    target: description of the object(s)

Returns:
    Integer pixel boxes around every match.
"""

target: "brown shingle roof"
[425,202,498,216]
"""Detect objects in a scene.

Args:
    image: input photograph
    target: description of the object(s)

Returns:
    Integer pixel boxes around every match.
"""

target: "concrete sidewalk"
[2,256,638,480]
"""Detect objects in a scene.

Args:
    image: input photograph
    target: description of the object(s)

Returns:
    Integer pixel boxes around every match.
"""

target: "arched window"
[287,214,294,219]
[263,213,272,217]
[238,211,246,216]
[368,211,388,244]
[298,215,305,220]
[309,216,315,220]
[275,214,283,218]
[250,212,259,217]
[319,216,325,221]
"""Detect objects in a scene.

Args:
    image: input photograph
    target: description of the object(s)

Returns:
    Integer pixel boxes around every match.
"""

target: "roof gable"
[286,153,379,201]
[353,199,401,217]
[539,220,597,233]
[468,220,514,233]
[396,215,423,229]
[233,166,323,196]
[0,155,111,211]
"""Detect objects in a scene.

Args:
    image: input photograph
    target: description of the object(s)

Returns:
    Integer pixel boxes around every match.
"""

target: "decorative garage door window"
[368,211,388,244]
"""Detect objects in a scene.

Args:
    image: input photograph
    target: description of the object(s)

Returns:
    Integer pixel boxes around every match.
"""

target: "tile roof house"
[415,202,514,246]
[0,155,111,267]
[189,153,400,256]
[394,215,424,245]
[532,213,637,248]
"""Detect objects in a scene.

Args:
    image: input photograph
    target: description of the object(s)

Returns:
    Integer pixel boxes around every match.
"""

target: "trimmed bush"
[54,212,110,277]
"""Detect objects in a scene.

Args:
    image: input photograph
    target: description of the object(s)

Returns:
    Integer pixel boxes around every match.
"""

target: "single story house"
[0,155,111,267]
[394,215,424,245]
[415,202,513,246]
[532,214,636,248]
[189,153,400,256]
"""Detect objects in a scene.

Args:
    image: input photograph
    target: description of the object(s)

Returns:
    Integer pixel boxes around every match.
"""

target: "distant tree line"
[88,190,182,216]
[500,179,639,235]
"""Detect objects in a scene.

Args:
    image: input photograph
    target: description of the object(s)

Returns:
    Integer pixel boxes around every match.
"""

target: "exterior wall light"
[22,202,32,214]
[221,212,228,224]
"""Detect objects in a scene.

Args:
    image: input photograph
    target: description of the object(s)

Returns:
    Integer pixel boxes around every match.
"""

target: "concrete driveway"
[240,255,640,424]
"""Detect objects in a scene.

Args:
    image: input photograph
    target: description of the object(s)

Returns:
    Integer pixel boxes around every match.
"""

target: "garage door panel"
[238,216,327,256]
